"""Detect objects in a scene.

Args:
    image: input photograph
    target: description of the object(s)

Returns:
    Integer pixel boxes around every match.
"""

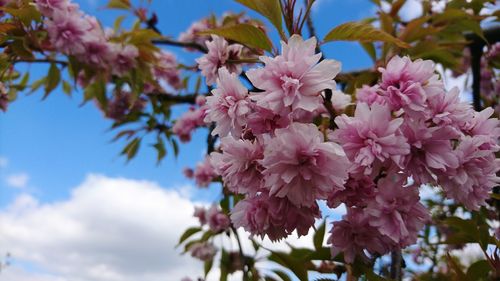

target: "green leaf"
[153,137,167,164]
[200,23,273,51]
[323,21,410,48]
[3,6,41,26]
[62,80,72,96]
[465,259,491,281]
[106,0,131,10]
[268,251,309,281]
[234,0,282,35]
[121,137,141,161]
[204,258,213,278]
[360,42,377,62]
[313,221,326,251]
[177,227,202,246]
[44,63,60,99]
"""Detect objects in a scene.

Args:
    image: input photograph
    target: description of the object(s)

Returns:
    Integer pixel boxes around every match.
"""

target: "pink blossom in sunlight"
[193,157,217,188]
[210,137,264,195]
[333,103,410,175]
[261,123,349,207]
[366,175,430,247]
[204,67,251,138]
[196,35,243,86]
[231,191,320,241]
[247,35,340,114]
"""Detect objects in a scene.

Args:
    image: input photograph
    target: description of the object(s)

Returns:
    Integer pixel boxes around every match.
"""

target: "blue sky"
[0,0,389,280]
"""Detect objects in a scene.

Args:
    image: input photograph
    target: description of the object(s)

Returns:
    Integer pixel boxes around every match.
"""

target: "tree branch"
[152,38,207,53]
[12,58,68,66]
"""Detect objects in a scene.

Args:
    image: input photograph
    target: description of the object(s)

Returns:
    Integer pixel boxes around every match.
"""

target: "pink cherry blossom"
[193,157,217,188]
[172,106,207,143]
[333,103,410,175]
[206,205,230,232]
[153,50,182,89]
[329,90,352,111]
[210,137,264,195]
[356,85,385,106]
[183,167,194,179]
[179,18,213,48]
[189,242,216,261]
[109,44,139,76]
[426,86,473,129]
[439,136,500,210]
[194,206,207,225]
[45,9,90,55]
[261,123,349,207]
[247,35,340,114]
[204,67,251,138]
[401,120,459,184]
[35,0,73,16]
[377,56,442,114]
[327,175,376,208]
[245,104,291,135]
[196,35,243,86]
[365,175,430,247]
[231,191,320,241]
[328,208,391,263]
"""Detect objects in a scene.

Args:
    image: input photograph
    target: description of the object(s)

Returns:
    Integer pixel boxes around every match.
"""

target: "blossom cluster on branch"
[185,35,500,264]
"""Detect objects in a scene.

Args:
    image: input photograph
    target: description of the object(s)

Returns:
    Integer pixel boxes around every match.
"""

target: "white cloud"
[5,173,29,188]
[0,174,203,281]
[0,174,336,281]
[0,156,7,168]
[399,0,423,22]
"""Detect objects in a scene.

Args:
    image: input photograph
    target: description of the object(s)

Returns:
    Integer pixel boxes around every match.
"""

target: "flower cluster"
[34,0,181,89]
[194,205,230,232]
[206,35,349,241]
[327,55,499,262]
[201,34,499,261]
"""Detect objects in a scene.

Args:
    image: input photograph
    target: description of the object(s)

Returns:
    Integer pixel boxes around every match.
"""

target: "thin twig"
[152,38,207,53]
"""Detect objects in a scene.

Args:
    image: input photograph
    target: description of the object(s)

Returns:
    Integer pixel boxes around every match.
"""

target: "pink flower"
[401,120,459,184]
[193,157,217,188]
[328,208,391,263]
[245,104,291,135]
[327,175,376,208]
[179,18,213,48]
[79,39,111,68]
[45,9,90,55]
[356,85,385,106]
[439,136,500,210]
[365,175,430,247]
[196,35,243,86]
[194,206,207,225]
[35,0,73,16]
[333,103,410,175]
[153,51,182,89]
[261,123,349,207]
[426,87,473,129]
[231,191,320,241]
[110,44,139,76]
[462,107,500,150]
[247,35,340,114]
[210,137,264,195]
[329,90,352,111]
[206,205,230,232]
[183,167,194,179]
[172,106,207,143]
[204,67,251,138]
[195,95,206,106]
[105,91,146,121]
[377,56,441,114]
[189,242,216,261]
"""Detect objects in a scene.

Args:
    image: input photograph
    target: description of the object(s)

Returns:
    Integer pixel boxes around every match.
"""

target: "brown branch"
[12,58,68,66]
[153,93,198,104]
[152,38,207,53]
